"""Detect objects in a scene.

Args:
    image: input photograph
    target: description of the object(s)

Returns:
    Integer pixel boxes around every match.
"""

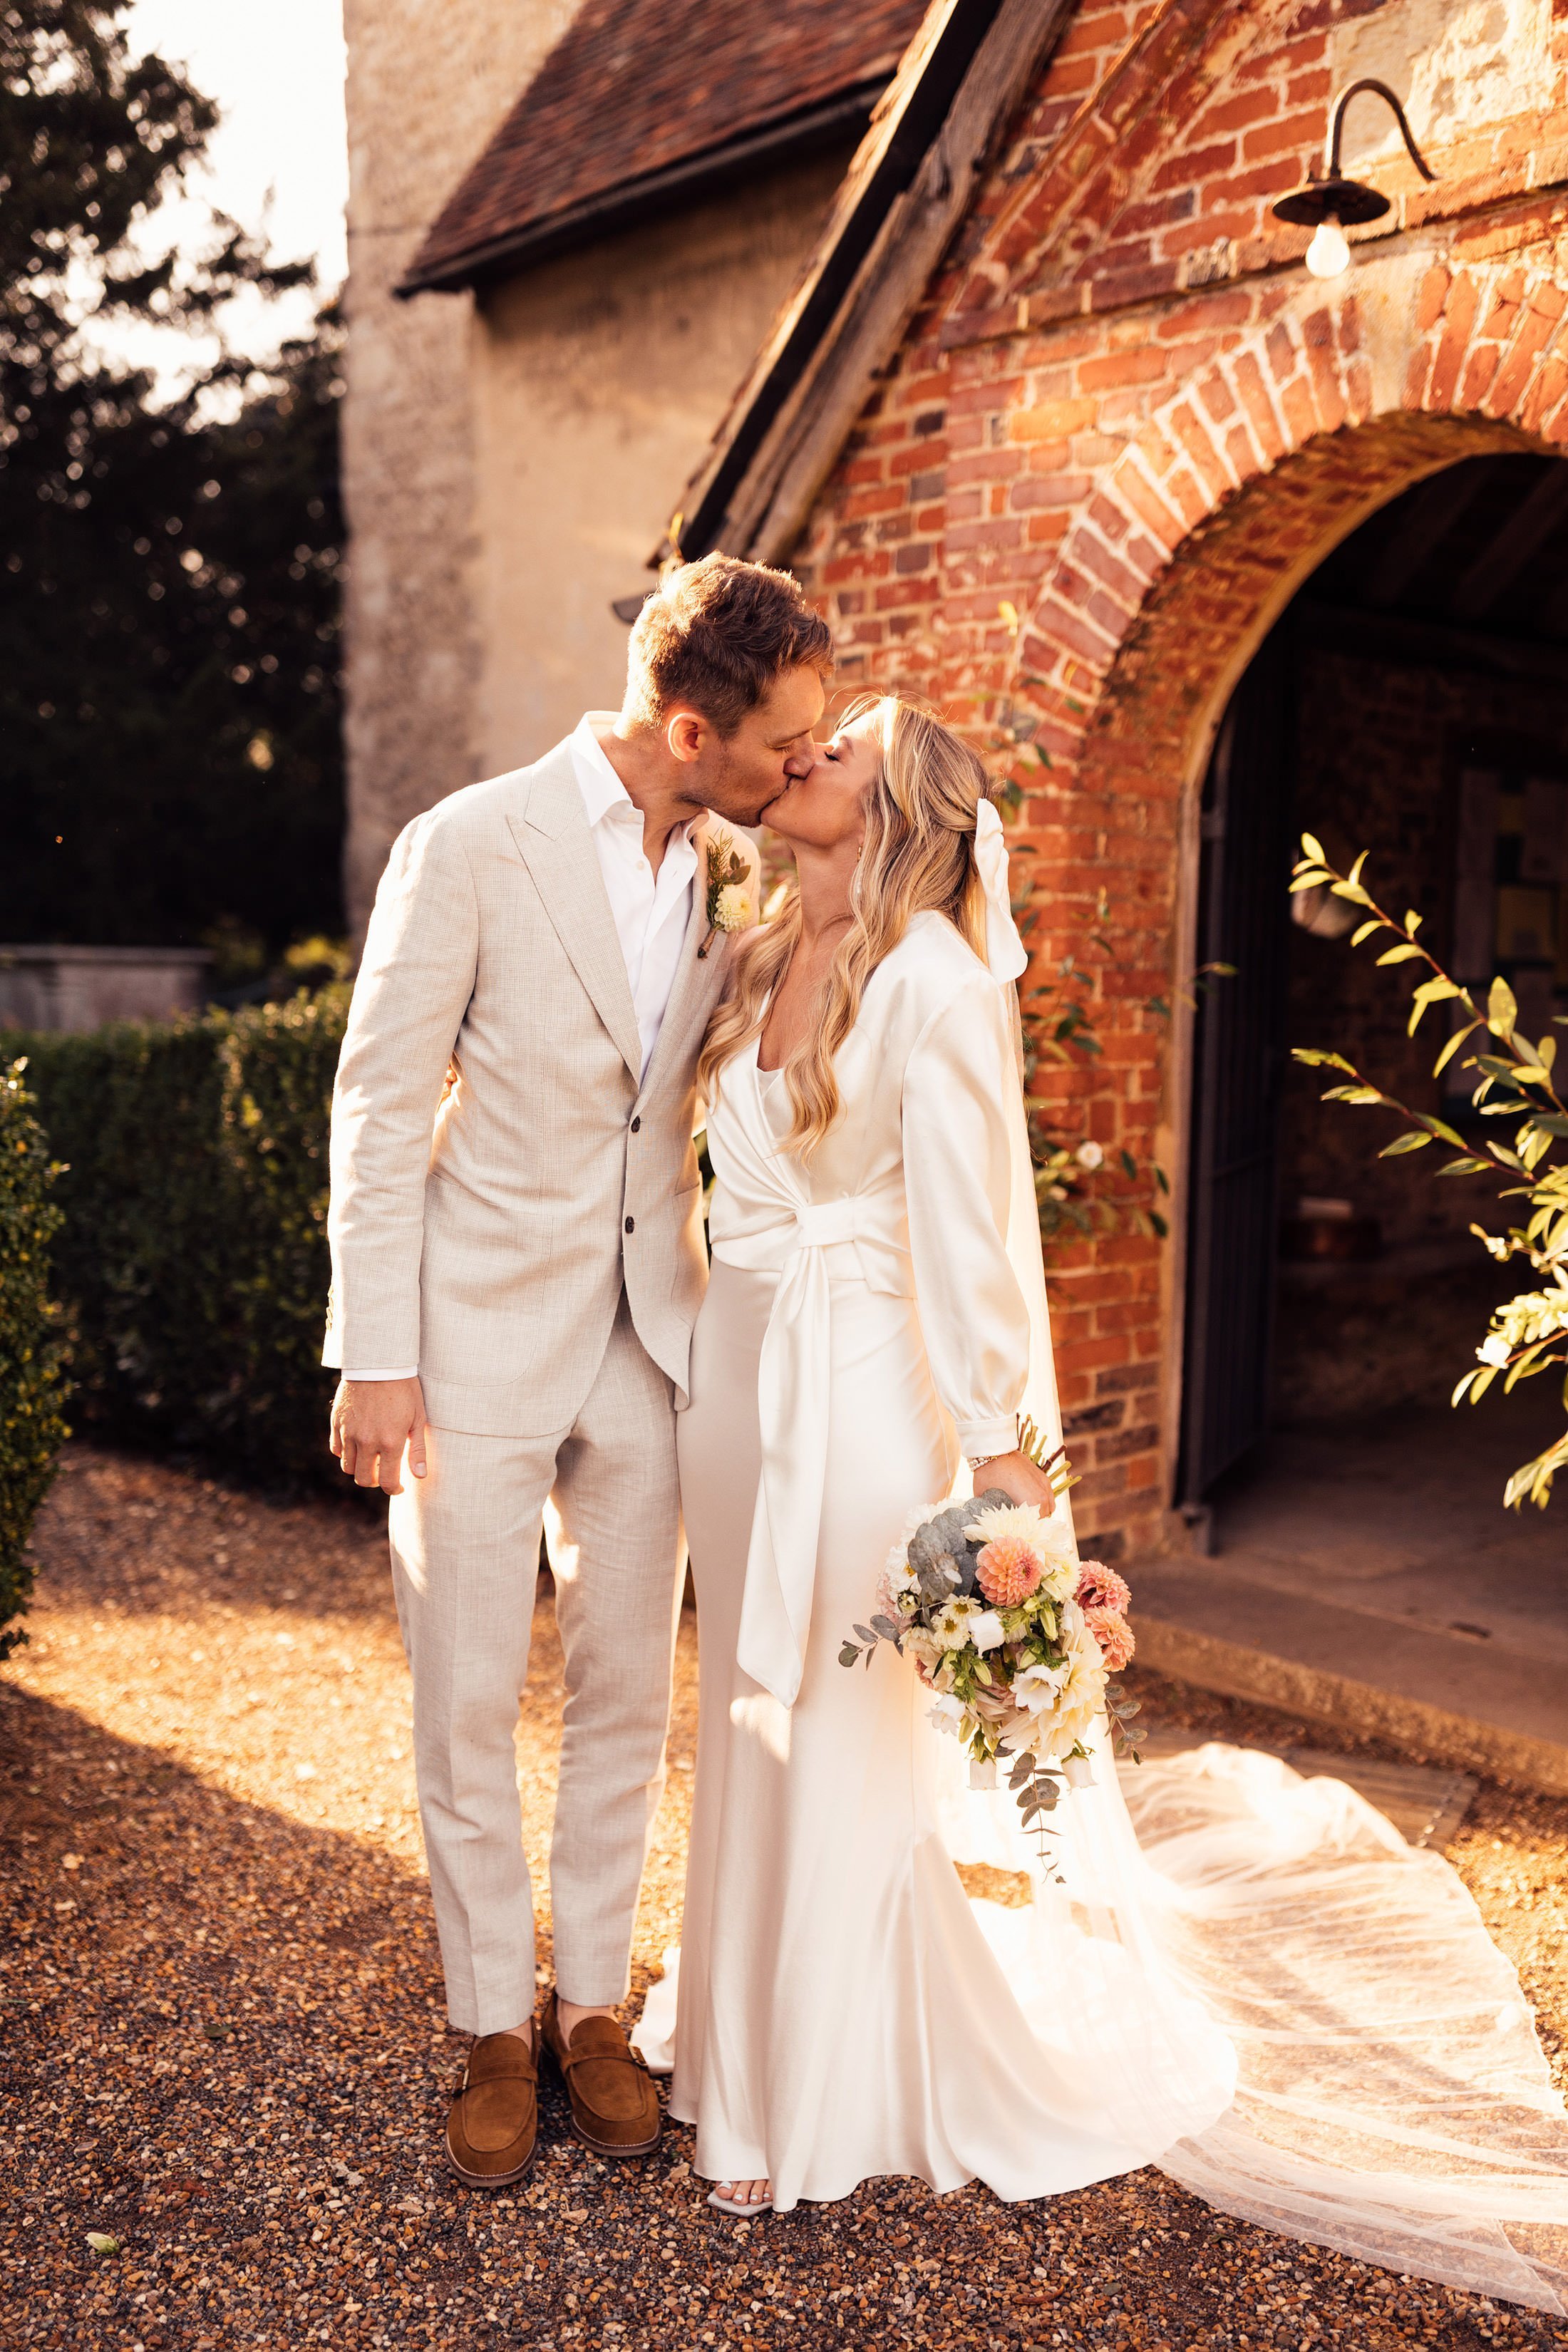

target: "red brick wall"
[788,0,1568,1561]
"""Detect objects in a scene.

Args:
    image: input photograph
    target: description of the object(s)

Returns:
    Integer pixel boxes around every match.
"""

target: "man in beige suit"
[324,557,831,2186]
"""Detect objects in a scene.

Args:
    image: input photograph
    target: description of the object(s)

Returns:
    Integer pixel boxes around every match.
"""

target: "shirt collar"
[570,713,701,854]
[571,713,636,829]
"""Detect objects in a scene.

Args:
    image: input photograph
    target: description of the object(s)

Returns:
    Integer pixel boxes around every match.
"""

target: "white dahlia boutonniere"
[697,828,753,959]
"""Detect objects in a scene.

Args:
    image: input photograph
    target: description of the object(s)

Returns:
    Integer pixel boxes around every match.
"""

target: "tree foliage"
[0,1,345,961]
[0,1057,69,1658]
[1292,838,1568,1510]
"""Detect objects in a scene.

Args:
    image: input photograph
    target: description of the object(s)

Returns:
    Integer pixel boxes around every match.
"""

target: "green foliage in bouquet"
[1291,837,1568,1510]
[16,989,348,1488]
[0,1060,70,1657]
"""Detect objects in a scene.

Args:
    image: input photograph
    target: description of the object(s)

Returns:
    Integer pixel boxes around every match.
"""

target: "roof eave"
[396,80,893,300]
[664,0,1075,569]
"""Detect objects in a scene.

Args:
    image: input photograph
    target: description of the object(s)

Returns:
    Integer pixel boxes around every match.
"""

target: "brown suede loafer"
[445,2030,538,2188]
[540,1991,661,2157]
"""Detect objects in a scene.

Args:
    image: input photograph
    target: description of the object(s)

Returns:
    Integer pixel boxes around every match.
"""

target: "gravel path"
[3,1443,1566,2352]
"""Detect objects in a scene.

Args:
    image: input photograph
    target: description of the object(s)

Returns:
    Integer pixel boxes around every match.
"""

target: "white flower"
[966,1502,1048,1547]
[1477,1333,1512,1368]
[1075,1139,1105,1170]
[1038,1553,1078,1605]
[882,1506,933,1583]
[969,1609,1006,1654]
[713,882,751,932]
[926,1693,967,1738]
[932,1597,979,1651]
[1009,1604,1108,1751]
[1011,1659,1068,1715]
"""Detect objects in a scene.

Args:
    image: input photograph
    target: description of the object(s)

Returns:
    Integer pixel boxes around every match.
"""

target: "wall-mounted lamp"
[1271,78,1437,279]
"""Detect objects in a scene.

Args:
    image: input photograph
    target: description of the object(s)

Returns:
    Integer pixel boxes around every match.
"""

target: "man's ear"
[666,708,706,765]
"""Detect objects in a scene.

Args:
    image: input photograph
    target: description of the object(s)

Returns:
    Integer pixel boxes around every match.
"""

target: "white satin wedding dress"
[635,909,1568,2311]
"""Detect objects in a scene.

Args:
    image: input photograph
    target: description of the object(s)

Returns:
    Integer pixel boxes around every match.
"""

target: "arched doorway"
[1179,448,1568,1527]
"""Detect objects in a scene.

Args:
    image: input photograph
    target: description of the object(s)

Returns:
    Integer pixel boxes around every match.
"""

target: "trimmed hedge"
[1,1061,70,1657]
[16,988,349,1489]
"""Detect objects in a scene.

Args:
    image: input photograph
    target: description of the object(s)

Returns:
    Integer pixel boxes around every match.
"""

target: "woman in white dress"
[641,696,1568,2310]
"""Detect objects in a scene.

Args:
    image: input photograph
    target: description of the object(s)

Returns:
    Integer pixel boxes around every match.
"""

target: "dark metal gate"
[1178,623,1297,1510]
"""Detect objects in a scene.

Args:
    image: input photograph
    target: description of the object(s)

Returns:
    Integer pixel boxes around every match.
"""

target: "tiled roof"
[401,0,929,294]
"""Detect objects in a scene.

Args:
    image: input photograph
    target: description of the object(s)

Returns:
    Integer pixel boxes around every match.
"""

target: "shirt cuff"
[956,1416,1018,1460]
[342,1368,418,1383]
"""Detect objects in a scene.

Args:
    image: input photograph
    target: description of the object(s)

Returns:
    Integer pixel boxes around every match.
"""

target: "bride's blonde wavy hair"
[698,693,996,1156]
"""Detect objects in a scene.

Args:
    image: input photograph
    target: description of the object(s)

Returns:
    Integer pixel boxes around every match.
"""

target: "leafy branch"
[1289,837,1568,1509]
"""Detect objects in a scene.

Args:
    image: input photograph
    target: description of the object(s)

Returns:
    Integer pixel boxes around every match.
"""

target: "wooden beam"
[1450,461,1568,621]
[669,0,1071,567]
[1361,461,1497,608]
[1299,597,1568,685]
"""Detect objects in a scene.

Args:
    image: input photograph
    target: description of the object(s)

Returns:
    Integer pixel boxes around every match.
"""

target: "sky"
[83,0,349,399]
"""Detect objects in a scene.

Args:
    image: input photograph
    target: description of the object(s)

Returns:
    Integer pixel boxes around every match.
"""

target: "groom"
[324,555,831,2186]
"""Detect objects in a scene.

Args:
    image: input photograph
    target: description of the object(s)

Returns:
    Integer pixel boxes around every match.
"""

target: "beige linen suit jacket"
[323,733,748,1438]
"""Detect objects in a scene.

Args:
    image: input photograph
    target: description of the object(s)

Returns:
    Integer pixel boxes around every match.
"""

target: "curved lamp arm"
[1327,78,1438,184]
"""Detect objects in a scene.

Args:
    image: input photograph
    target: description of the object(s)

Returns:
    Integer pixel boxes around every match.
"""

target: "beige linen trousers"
[324,733,744,2031]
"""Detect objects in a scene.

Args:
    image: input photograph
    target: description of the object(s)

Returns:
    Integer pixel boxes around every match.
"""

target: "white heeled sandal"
[707,2181,773,2216]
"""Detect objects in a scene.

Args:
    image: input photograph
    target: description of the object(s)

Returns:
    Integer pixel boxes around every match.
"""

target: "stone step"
[1130,1556,1568,1797]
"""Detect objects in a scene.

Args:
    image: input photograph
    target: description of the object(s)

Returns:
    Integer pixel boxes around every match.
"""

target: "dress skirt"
[669,1257,1190,2210]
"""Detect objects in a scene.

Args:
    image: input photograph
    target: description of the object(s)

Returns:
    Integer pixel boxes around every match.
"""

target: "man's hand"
[971,1449,1056,1513]
[329,1378,428,1495]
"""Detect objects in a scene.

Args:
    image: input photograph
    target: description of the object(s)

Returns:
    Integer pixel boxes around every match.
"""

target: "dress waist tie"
[712,1195,865,1708]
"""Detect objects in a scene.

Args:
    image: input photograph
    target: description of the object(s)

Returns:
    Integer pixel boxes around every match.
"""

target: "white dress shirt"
[344,716,697,1383]
[569,713,698,1079]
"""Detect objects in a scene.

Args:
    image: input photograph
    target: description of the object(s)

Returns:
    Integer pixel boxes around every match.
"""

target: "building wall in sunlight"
[339,0,581,931]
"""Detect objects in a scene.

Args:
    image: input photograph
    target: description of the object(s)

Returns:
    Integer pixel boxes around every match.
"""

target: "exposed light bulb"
[1305,217,1351,279]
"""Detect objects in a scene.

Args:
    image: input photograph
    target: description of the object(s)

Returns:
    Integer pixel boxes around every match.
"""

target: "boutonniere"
[696,828,753,959]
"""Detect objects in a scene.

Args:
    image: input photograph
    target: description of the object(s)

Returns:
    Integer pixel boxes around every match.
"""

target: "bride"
[636,693,1568,2309]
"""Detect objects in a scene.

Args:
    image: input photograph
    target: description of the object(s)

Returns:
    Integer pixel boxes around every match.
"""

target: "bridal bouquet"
[840,1448,1143,1845]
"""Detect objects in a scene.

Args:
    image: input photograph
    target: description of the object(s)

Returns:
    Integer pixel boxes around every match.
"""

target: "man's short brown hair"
[625,553,832,734]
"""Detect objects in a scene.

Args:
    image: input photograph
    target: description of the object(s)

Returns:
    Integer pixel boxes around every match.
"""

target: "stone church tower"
[339,0,579,929]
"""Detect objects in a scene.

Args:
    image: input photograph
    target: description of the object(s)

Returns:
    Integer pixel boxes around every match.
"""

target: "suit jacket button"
[630,1115,641,1133]
[625,1215,635,1234]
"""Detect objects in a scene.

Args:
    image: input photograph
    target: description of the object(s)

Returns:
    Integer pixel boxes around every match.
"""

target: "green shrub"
[0,1060,70,1656]
[16,988,349,1489]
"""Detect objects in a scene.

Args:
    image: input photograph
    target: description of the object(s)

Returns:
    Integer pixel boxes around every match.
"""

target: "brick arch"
[994,257,1568,1553]
[1018,260,1568,778]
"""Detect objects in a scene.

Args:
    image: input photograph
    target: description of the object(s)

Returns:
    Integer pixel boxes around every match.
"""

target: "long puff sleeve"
[902,972,1033,1459]
[324,807,480,1373]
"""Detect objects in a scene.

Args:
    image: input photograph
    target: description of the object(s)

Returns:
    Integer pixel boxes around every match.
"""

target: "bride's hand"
[971,1449,1056,1513]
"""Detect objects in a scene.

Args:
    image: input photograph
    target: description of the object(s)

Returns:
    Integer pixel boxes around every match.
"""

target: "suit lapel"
[644,818,736,1092]
[505,745,643,1084]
